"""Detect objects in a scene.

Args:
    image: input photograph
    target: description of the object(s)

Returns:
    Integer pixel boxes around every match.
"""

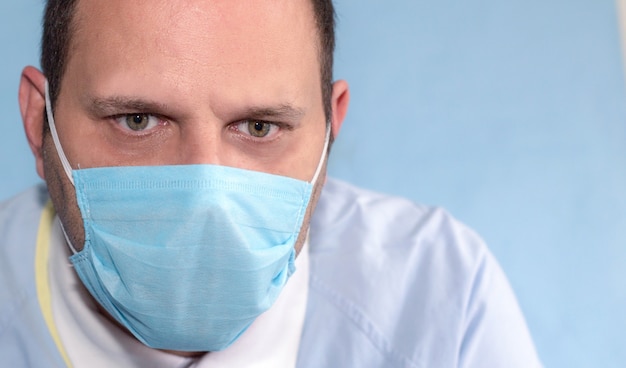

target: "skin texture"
[19,0,349,357]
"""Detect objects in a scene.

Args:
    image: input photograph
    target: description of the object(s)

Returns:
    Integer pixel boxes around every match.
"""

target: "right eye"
[115,114,162,132]
[234,120,280,139]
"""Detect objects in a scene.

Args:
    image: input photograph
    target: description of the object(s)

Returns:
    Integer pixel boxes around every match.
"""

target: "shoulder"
[311,178,487,278]
[0,184,49,300]
[0,184,49,221]
[304,178,540,367]
[0,184,49,249]
[0,185,63,365]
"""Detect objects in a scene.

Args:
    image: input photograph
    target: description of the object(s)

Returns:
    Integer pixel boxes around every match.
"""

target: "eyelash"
[109,113,289,143]
[229,120,286,141]
[109,113,168,136]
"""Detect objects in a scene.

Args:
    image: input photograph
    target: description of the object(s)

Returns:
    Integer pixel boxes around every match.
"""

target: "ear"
[330,80,350,139]
[19,66,47,180]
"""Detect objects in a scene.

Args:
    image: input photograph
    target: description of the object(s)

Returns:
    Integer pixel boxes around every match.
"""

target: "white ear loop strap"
[310,123,331,185]
[59,220,80,255]
[44,81,75,185]
[45,81,80,253]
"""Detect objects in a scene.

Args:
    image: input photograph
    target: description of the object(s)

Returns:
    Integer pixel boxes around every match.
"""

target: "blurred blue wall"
[1,1,625,367]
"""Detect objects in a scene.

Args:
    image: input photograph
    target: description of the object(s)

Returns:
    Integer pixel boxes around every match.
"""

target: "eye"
[234,120,279,139]
[115,114,161,132]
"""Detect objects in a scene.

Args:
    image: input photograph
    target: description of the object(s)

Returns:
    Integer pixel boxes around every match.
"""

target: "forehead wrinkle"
[65,0,324,122]
[69,0,320,64]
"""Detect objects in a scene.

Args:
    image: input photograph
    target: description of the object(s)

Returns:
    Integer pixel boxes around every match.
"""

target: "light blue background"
[1,1,625,367]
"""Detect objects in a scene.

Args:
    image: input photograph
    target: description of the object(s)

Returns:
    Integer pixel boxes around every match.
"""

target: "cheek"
[42,134,87,251]
[282,129,328,181]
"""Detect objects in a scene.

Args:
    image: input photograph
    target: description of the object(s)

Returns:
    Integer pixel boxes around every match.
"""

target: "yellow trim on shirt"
[35,201,73,368]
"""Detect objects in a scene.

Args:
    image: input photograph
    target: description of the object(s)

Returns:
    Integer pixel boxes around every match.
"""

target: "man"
[0,0,541,366]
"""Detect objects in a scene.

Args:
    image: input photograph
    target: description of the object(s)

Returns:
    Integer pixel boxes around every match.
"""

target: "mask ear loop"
[44,81,75,186]
[302,123,330,253]
[310,123,331,186]
[59,221,80,255]
[45,81,80,255]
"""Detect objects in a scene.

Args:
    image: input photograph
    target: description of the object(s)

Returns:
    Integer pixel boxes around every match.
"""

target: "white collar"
[48,217,309,368]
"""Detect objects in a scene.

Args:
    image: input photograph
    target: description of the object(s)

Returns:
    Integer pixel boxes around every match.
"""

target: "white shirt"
[0,180,542,367]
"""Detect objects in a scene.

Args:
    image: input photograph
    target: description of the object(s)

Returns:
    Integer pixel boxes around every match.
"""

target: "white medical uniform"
[0,178,542,367]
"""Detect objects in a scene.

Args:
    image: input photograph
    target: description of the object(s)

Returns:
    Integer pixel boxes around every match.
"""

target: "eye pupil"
[247,121,271,137]
[126,114,150,131]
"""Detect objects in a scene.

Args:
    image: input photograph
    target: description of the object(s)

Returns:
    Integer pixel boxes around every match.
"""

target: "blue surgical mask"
[44,81,329,351]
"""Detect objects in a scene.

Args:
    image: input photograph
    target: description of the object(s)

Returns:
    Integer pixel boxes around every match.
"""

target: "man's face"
[42,0,336,251]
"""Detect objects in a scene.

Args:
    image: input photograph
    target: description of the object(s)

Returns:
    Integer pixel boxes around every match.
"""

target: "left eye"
[235,120,278,138]
[115,114,160,132]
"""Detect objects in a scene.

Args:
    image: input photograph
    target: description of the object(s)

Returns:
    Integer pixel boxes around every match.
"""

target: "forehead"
[70,0,319,61]
[66,0,321,104]
[72,0,317,44]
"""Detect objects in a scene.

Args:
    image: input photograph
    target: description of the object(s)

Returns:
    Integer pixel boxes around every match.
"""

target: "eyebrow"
[85,96,171,117]
[241,104,306,122]
[85,95,306,122]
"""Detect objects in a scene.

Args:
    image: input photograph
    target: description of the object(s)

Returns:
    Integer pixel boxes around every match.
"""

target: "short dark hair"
[41,0,336,121]
[41,0,77,112]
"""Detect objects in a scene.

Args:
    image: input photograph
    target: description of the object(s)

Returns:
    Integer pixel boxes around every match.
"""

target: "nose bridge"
[178,119,222,166]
